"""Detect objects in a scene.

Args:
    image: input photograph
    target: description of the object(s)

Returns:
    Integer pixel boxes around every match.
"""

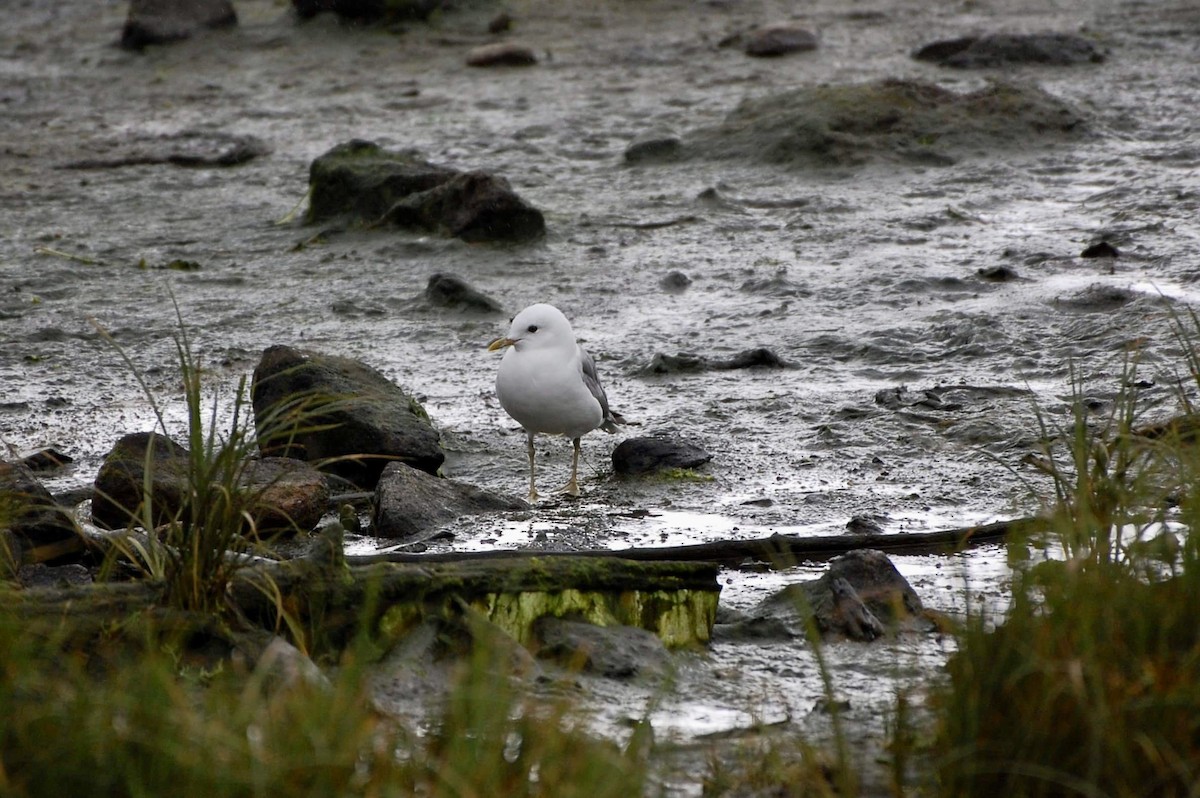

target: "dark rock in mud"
[641,347,791,375]
[306,141,544,242]
[372,462,527,541]
[683,78,1086,167]
[742,23,819,57]
[612,435,712,476]
[306,141,456,224]
[532,616,670,679]
[726,549,928,641]
[0,461,82,564]
[487,12,513,34]
[252,345,444,489]
[91,432,188,530]
[91,431,328,535]
[1055,283,1141,311]
[1081,240,1120,258]
[466,42,537,67]
[292,0,446,23]
[977,264,1019,281]
[424,273,503,313]
[846,514,885,535]
[121,0,236,50]
[384,172,546,243]
[659,270,692,292]
[624,131,683,164]
[20,447,73,472]
[913,32,1105,68]
[63,131,270,169]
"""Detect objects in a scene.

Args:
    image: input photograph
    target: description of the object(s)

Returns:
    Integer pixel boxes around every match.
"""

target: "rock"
[624,131,683,164]
[845,515,885,535]
[306,140,456,225]
[121,0,236,50]
[1081,240,1120,258]
[91,431,329,535]
[91,432,189,530]
[252,636,330,693]
[63,131,270,170]
[740,549,928,641]
[252,345,444,489]
[384,171,546,243]
[20,448,73,472]
[292,0,445,23]
[612,435,712,476]
[532,616,670,679]
[487,12,513,34]
[238,457,330,534]
[424,273,504,313]
[977,264,1019,281]
[659,270,692,292]
[743,23,819,57]
[372,462,527,541]
[685,78,1086,167]
[913,32,1105,68]
[0,461,82,564]
[640,347,791,375]
[306,141,545,243]
[466,42,537,67]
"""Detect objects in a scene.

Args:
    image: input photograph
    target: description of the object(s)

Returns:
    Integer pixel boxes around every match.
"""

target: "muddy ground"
[2,0,1199,793]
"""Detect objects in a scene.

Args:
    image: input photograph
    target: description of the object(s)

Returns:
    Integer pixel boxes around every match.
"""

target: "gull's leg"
[526,432,539,503]
[562,437,582,497]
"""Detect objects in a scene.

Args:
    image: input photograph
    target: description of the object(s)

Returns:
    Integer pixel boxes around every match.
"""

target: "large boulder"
[91,431,329,535]
[252,345,444,489]
[372,462,527,541]
[0,461,82,567]
[306,140,544,243]
[121,0,236,50]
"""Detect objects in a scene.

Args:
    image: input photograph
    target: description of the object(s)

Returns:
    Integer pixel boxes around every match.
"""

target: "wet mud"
[3,0,1199,792]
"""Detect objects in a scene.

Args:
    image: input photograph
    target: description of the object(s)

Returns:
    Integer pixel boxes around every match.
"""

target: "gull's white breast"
[496,344,603,439]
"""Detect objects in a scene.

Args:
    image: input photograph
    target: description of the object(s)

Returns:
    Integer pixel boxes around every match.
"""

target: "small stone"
[1081,240,1120,258]
[624,132,682,164]
[20,448,73,472]
[487,12,513,33]
[977,264,1019,281]
[466,42,537,67]
[121,0,236,50]
[424,273,504,313]
[913,32,1105,68]
[659,270,692,292]
[743,23,818,57]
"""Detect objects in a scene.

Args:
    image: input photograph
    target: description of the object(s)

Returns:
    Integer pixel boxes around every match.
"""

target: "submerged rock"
[466,42,537,67]
[424,273,504,313]
[683,78,1086,167]
[121,0,236,50]
[91,431,329,535]
[914,32,1105,68]
[1081,240,1120,258]
[306,140,544,242]
[743,22,819,57]
[641,347,791,375]
[0,461,82,566]
[624,131,683,164]
[20,447,73,472]
[612,435,712,476]
[252,344,444,489]
[372,462,527,541]
[63,131,270,169]
[532,616,670,679]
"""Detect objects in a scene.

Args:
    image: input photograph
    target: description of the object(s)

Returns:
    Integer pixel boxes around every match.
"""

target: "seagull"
[488,303,625,502]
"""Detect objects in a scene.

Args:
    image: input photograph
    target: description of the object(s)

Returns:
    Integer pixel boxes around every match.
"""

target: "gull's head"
[487,303,575,353]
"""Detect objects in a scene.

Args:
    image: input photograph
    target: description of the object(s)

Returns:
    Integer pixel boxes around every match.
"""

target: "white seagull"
[488,303,625,502]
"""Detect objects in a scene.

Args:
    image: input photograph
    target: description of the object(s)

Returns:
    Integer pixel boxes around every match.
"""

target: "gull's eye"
[527,324,539,333]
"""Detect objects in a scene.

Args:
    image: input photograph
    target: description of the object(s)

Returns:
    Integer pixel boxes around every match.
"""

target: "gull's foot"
[559,480,581,498]
[528,486,539,503]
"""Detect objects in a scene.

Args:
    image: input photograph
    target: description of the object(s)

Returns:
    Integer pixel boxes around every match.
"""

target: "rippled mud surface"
[3,0,1199,792]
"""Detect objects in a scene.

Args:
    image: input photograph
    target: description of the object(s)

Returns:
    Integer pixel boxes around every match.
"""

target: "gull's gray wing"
[579,345,625,432]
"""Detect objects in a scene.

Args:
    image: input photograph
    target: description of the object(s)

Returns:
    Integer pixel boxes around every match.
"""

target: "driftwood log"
[348,517,1041,569]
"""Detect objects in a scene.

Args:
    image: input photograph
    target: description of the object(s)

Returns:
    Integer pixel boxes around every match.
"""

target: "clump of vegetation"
[933,329,1200,796]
